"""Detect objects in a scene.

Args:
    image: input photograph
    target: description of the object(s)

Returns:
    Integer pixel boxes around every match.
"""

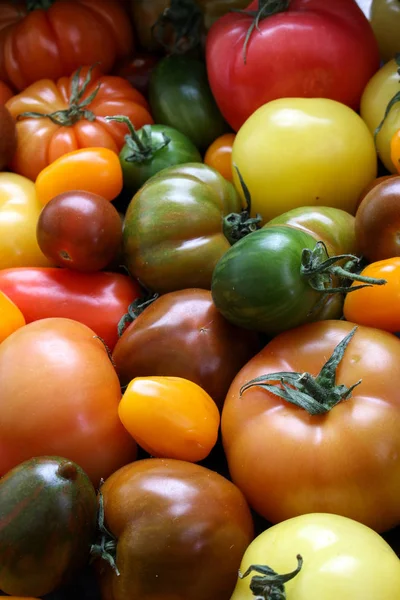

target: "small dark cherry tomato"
[114,53,159,96]
[36,191,123,272]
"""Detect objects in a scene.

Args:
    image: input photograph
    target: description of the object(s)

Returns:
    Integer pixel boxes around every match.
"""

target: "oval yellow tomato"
[232,98,377,222]
[0,172,53,269]
[370,0,400,63]
[361,58,400,174]
[118,376,220,462]
[0,292,25,343]
[231,513,400,600]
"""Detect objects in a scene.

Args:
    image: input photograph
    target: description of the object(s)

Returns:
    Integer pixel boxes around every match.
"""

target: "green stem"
[152,0,204,54]
[118,292,159,337]
[239,555,303,600]
[374,53,400,142]
[26,0,55,9]
[223,165,262,243]
[90,492,120,576]
[106,115,170,164]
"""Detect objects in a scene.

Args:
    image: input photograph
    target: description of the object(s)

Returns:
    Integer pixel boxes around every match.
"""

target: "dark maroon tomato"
[0,104,16,169]
[113,53,159,96]
[36,191,123,272]
[112,288,261,409]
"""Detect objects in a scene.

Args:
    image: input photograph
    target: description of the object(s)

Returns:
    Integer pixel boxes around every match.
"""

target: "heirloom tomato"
[231,514,400,600]
[0,291,25,344]
[370,0,400,63]
[0,318,137,485]
[94,458,254,600]
[6,65,153,181]
[113,53,158,96]
[222,320,400,532]
[206,0,379,131]
[361,57,400,174]
[0,0,134,91]
[0,81,13,105]
[232,98,377,222]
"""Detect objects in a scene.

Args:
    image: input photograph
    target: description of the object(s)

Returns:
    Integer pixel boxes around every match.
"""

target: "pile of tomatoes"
[1,1,400,599]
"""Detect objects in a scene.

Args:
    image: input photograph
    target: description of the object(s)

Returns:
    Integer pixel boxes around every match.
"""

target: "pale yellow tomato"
[231,513,400,600]
[370,0,400,63]
[232,98,377,222]
[361,58,400,173]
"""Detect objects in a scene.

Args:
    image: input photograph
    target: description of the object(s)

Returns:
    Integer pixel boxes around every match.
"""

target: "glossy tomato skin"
[206,0,380,131]
[6,65,153,181]
[0,268,141,351]
[204,133,235,182]
[123,163,242,293]
[0,318,137,485]
[222,320,400,532]
[149,56,228,151]
[370,0,400,63]
[112,289,261,409]
[231,514,400,600]
[36,191,123,272]
[0,1,134,90]
[96,458,254,600]
[0,291,25,344]
[0,80,13,104]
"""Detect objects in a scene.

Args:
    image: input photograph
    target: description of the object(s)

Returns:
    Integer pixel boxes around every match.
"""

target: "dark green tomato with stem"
[106,115,201,194]
[211,226,386,335]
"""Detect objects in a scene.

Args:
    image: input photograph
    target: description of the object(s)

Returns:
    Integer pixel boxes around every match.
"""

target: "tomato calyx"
[90,490,120,577]
[118,291,159,337]
[375,53,400,141]
[301,241,387,294]
[106,115,171,163]
[224,166,262,244]
[231,0,291,64]
[17,65,101,126]
[26,0,55,9]
[240,327,362,415]
[152,0,204,54]
[239,554,303,599]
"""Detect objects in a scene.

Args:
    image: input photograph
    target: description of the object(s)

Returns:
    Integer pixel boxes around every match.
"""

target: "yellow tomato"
[361,58,400,174]
[118,376,220,462]
[391,129,400,173]
[0,172,52,269]
[0,292,25,343]
[232,98,377,222]
[370,0,400,63]
[231,513,400,600]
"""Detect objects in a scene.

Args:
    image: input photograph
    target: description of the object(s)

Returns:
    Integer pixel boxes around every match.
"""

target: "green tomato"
[231,513,400,600]
[370,0,400,63]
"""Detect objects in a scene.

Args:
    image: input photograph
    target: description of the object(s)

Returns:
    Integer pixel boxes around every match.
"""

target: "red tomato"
[0,1,134,91]
[0,80,13,104]
[206,0,380,131]
[0,268,141,351]
[6,65,153,181]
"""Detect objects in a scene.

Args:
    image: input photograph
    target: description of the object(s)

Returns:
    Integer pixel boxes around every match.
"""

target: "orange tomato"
[204,133,235,181]
[343,258,400,331]
[0,291,25,343]
[0,80,13,105]
[391,129,400,174]
[6,65,153,181]
[35,147,123,205]
[118,376,221,462]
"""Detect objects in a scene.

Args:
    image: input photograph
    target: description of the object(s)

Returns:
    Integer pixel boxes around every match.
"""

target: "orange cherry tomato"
[391,129,400,174]
[0,80,13,105]
[118,376,221,462]
[35,147,123,205]
[0,291,25,343]
[204,133,235,181]
[343,258,400,331]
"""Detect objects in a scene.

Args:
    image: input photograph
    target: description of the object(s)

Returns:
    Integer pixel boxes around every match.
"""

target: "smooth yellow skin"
[0,173,52,269]
[370,0,400,63]
[361,59,400,174]
[232,98,377,222]
[231,513,400,600]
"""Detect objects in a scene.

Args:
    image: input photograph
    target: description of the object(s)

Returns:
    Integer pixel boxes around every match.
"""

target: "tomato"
[35,148,123,205]
[94,458,254,600]
[0,291,25,344]
[149,56,228,151]
[118,376,220,462]
[206,0,379,132]
[0,104,16,170]
[0,1,134,91]
[355,176,400,262]
[356,174,397,209]
[0,318,137,485]
[111,117,201,194]
[0,80,13,105]
[36,191,123,272]
[391,128,400,172]
[370,0,400,63]
[343,257,400,332]
[0,268,141,351]
[231,513,400,600]
[232,98,377,222]
[222,320,400,532]
[361,57,400,174]
[123,163,242,293]
[204,133,235,182]
[6,65,153,181]
[0,173,53,270]
[113,53,159,96]
[112,289,260,409]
